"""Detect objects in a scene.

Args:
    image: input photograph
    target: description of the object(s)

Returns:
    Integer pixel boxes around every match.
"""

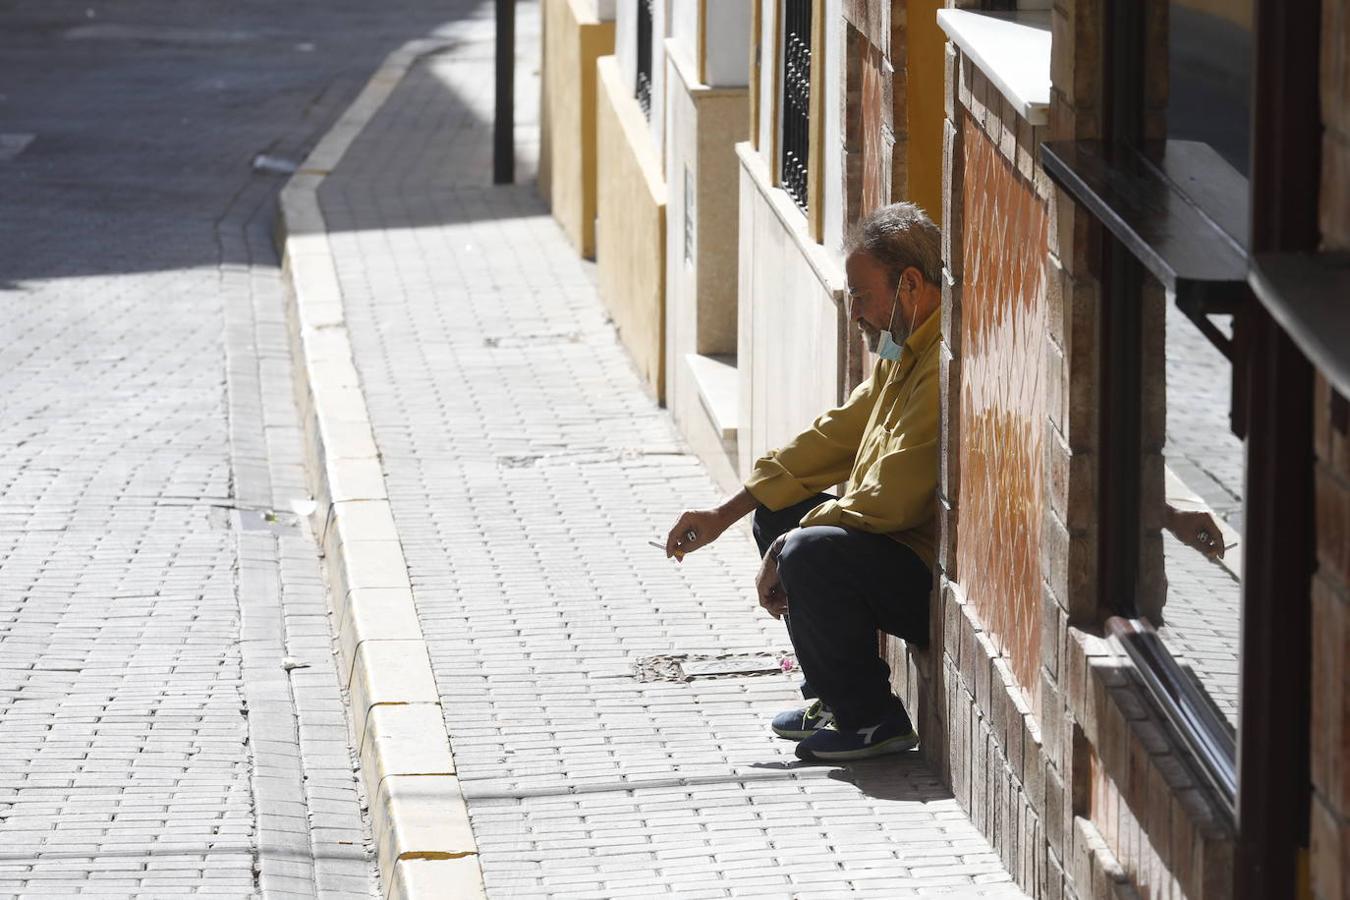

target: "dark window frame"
[635,0,654,119]
[780,0,813,213]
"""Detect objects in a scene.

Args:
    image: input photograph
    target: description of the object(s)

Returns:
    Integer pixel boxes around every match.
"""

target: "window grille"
[684,165,695,264]
[781,0,812,213]
[636,0,654,119]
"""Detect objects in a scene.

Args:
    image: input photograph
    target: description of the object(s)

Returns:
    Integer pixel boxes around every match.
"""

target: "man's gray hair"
[843,202,943,288]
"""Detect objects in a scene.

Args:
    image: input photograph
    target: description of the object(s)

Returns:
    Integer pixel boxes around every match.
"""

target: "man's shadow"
[747,750,952,804]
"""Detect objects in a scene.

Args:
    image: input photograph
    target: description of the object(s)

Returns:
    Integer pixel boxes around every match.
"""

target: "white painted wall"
[596,0,617,18]
[616,0,638,90]
[667,1,751,88]
[705,2,752,87]
[822,0,843,253]
[670,0,699,72]
[757,0,776,151]
[735,146,846,474]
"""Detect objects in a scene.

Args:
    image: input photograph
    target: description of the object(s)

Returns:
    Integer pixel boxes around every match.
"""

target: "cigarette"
[648,539,685,561]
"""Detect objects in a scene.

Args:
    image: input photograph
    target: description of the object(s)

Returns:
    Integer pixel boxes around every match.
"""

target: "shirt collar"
[903,305,941,360]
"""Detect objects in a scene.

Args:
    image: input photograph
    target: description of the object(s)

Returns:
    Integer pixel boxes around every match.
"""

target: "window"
[635,0,654,119]
[1044,2,1322,895]
[1166,0,1253,176]
[1043,0,1256,814]
[780,0,812,213]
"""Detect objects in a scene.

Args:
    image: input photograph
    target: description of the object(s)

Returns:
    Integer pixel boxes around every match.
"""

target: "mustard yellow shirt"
[743,308,940,568]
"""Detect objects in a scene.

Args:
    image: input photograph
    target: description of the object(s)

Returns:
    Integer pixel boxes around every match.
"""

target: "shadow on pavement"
[0,0,515,287]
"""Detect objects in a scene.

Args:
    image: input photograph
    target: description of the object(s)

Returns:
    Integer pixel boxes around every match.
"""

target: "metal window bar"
[781,0,812,213]
[636,0,654,119]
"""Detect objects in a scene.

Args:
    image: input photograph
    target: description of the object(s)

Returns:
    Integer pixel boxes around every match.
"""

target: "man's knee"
[754,504,804,556]
[776,526,848,597]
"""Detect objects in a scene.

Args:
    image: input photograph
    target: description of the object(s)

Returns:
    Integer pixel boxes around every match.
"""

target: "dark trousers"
[753,494,931,730]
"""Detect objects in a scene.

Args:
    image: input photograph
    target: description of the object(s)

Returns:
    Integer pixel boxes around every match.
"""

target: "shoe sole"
[795,732,920,761]
[771,726,818,741]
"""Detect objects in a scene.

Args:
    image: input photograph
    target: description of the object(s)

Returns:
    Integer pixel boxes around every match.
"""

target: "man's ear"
[902,266,922,294]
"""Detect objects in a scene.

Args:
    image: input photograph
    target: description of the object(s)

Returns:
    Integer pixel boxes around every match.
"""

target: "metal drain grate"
[633,653,791,683]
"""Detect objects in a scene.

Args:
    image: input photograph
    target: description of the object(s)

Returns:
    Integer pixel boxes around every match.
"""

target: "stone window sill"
[936,9,1051,126]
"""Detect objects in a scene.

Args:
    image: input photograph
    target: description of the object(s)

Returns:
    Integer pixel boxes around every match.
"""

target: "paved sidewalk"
[316,5,1026,897]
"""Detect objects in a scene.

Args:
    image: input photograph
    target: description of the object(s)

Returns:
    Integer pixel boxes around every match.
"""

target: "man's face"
[845,252,900,353]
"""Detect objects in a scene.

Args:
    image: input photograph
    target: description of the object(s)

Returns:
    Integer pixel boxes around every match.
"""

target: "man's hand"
[663,489,758,560]
[664,509,729,560]
[756,534,789,619]
[1165,507,1226,560]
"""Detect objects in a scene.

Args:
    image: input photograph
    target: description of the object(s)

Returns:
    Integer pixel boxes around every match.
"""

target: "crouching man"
[664,202,941,763]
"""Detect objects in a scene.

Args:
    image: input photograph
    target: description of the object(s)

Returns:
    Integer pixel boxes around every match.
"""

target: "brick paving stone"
[317,5,1028,896]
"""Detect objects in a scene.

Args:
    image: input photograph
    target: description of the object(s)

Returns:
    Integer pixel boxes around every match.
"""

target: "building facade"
[539,0,616,258]
[538,1,1349,897]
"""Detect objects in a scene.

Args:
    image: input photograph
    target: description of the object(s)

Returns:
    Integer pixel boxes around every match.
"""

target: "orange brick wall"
[955,112,1049,702]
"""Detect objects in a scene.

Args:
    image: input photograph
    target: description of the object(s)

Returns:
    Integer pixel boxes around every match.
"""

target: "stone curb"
[275,38,487,900]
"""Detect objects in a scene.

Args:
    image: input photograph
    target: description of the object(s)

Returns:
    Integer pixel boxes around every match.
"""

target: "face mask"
[876,328,904,361]
[875,279,919,362]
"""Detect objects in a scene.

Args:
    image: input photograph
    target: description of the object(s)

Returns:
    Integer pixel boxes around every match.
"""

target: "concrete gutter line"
[276,39,487,900]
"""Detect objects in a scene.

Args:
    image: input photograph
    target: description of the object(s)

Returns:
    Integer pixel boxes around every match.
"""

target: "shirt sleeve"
[799,359,938,534]
[742,364,882,512]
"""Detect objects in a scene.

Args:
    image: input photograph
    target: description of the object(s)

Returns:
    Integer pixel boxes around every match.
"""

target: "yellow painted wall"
[540,0,615,258]
[596,55,668,401]
[906,0,946,225]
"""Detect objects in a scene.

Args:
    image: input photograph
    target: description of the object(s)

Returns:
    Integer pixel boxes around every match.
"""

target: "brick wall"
[882,2,1241,897]
[1311,3,1350,894]
[926,32,1077,897]
[1311,376,1349,900]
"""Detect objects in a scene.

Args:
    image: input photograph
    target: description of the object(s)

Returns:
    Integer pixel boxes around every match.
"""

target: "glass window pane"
[1167,0,1254,176]
[1156,302,1243,731]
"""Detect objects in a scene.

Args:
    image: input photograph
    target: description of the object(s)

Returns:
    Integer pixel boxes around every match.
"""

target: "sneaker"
[794,712,919,761]
[771,699,834,740]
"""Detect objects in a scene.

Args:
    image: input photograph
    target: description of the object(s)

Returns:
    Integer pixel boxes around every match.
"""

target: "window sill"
[1248,252,1350,399]
[685,353,739,441]
[1041,139,1249,312]
[936,9,1051,126]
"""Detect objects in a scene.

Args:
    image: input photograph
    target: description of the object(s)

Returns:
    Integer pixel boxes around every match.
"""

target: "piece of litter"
[290,498,317,517]
[252,153,298,175]
[281,658,310,672]
[780,656,796,673]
